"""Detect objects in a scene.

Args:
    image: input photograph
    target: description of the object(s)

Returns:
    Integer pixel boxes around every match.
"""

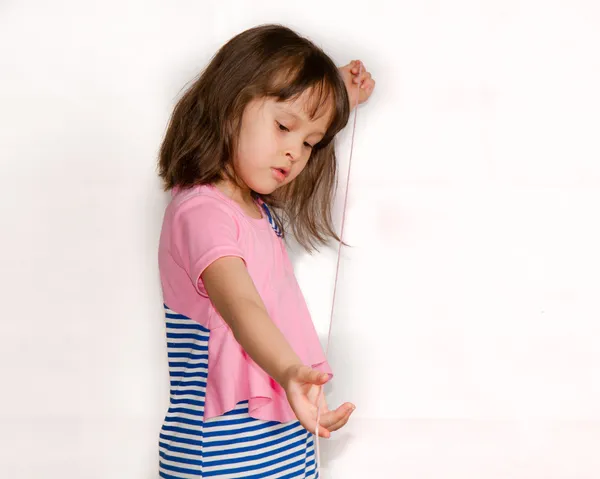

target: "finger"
[354,71,371,85]
[307,418,331,438]
[307,383,322,405]
[328,407,354,432]
[328,411,352,432]
[290,398,330,438]
[298,367,329,385]
[351,60,364,74]
[321,403,354,430]
[361,78,375,90]
[352,67,364,81]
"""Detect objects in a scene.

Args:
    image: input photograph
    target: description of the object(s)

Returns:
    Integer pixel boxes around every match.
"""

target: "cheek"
[249,123,277,154]
[267,128,281,150]
[289,157,310,181]
[238,127,267,161]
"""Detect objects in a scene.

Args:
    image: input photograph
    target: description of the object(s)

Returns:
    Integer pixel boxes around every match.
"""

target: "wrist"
[277,362,304,389]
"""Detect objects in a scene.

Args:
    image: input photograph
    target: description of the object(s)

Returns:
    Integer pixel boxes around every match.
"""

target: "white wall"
[1,1,599,477]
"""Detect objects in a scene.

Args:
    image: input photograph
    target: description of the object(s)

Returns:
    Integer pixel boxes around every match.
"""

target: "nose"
[285,142,303,163]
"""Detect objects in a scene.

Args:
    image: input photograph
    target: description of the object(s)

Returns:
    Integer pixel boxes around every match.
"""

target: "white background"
[1,0,599,477]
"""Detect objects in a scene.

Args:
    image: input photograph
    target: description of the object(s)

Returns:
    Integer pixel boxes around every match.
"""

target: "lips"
[273,166,290,177]
[271,167,288,182]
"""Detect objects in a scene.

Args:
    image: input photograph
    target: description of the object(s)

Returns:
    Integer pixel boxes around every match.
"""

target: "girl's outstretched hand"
[282,364,356,438]
[339,59,376,109]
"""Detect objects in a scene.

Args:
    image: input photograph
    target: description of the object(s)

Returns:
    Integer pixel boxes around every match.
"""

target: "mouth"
[271,166,290,183]
[273,167,290,177]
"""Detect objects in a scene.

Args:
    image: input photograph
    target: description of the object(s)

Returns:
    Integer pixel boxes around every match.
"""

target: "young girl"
[157,24,375,478]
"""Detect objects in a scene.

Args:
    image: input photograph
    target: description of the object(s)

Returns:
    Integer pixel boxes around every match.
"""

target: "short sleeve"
[171,197,245,297]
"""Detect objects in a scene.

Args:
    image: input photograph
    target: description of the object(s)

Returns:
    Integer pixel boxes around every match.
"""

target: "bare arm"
[202,255,353,436]
[201,256,318,387]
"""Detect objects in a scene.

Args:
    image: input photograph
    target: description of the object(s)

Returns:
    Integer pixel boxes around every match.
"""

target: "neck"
[214,177,254,205]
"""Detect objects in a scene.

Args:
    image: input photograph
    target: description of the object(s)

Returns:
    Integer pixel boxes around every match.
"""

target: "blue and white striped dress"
[159,306,319,478]
[159,204,318,478]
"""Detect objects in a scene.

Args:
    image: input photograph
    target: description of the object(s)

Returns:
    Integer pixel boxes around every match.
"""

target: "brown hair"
[158,24,350,252]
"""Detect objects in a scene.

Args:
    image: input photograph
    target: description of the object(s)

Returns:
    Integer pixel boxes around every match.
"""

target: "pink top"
[158,184,333,422]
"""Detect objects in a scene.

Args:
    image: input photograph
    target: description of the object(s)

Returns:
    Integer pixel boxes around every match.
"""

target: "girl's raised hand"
[339,59,376,109]
[282,364,356,438]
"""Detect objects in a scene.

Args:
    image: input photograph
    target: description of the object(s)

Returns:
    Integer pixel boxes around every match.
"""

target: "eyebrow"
[277,107,326,137]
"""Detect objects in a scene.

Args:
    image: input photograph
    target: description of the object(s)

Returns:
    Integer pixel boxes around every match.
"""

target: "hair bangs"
[264,55,349,148]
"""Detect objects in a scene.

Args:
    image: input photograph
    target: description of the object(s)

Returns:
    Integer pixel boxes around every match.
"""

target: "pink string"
[315,62,362,477]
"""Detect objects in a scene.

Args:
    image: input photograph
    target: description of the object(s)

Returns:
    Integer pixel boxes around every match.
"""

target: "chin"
[251,183,280,195]
[243,170,291,196]
[246,176,284,196]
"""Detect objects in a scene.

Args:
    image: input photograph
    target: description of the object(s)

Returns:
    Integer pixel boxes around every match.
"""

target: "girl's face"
[233,89,332,195]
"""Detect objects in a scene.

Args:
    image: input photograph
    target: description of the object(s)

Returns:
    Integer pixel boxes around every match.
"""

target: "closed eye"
[277,122,314,149]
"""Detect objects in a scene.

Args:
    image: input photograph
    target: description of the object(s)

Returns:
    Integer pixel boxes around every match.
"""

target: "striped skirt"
[159,306,319,478]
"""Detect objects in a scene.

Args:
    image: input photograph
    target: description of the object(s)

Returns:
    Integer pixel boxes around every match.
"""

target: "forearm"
[228,299,303,387]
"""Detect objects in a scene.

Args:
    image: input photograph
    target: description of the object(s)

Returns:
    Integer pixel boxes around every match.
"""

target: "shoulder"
[168,184,239,224]
[171,184,234,213]
[163,185,245,247]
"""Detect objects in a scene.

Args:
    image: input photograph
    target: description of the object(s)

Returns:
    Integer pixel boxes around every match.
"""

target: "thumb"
[297,366,330,385]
